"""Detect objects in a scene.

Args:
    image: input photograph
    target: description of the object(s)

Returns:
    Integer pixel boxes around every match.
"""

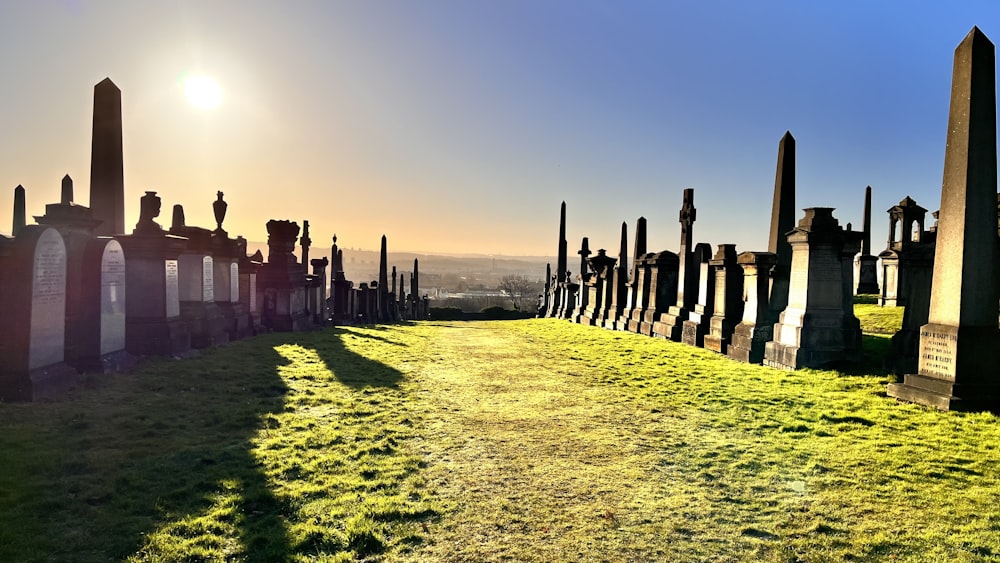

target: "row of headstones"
[0,184,417,402]
[543,27,1000,412]
[539,194,865,370]
[328,235,430,325]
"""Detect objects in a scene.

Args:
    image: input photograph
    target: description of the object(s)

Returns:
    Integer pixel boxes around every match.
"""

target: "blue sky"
[0,1,998,256]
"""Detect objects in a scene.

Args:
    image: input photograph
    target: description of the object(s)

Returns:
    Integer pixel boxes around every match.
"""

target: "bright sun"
[184,75,221,109]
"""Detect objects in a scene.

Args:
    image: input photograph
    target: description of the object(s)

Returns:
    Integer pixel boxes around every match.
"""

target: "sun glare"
[184,75,222,109]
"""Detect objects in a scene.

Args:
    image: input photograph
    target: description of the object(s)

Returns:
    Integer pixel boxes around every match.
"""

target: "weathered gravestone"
[259,219,313,331]
[727,251,778,363]
[763,208,862,369]
[0,226,78,400]
[704,244,745,354]
[571,238,592,323]
[34,175,132,373]
[602,222,630,330]
[653,189,698,341]
[118,191,191,356]
[888,27,1000,410]
[238,239,263,335]
[580,249,617,326]
[170,205,229,348]
[635,251,679,336]
[681,243,715,347]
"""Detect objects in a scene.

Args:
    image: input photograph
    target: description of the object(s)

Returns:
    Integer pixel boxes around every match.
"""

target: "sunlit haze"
[184,75,222,110]
[1,1,999,256]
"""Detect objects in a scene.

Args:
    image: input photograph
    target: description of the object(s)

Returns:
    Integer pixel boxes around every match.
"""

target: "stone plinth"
[728,251,777,364]
[763,208,862,370]
[118,232,191,357]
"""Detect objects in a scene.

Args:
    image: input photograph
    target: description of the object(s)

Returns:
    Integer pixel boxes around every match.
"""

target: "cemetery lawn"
[2,317,999,562]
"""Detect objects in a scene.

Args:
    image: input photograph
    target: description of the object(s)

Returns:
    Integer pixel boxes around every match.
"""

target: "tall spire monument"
[89,78,125,236]
[888,27,1000,410]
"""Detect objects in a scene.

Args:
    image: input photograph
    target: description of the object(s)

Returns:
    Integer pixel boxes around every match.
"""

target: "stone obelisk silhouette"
[89,78,125,236]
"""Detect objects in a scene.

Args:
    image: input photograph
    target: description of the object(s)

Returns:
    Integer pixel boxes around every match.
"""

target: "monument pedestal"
[887,324,1000,411]
[119,233,192,357]
[652,307,688,341]
[856,254,880,294]
[727,322,772,364]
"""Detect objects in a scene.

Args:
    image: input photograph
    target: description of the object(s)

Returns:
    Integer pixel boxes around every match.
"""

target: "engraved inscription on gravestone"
[165,260,180,317]
[230,263,239,303]
[100,240,127,355]
[787,246,809,309]
[29,229,67,369]
[202,256,214,302]
[918,327,959,380]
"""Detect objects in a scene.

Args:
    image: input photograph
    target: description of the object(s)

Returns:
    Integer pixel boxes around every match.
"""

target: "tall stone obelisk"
[12,185,25,236]
[89,78,125,236]
[856,185,881,294]
[888,27,1000,410]
[378,235,389,322]
[546,202,568,317]
[767,131,795,318]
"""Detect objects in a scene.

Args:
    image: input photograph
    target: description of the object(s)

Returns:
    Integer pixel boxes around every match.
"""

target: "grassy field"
[3,307,1000,562]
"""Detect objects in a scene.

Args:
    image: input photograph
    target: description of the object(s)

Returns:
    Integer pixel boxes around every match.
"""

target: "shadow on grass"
[831,334,893,377]
[0,336,295,561]
[312,327,406,389]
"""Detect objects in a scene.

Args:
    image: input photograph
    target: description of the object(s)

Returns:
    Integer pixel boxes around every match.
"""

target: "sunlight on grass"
[2,319,1000,561]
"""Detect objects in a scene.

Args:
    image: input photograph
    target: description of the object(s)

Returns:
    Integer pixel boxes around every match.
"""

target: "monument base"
[181,302,230,349]
[887,324,1000,411]
[0,362,79,402]
[681,317,708,347]
[73,349,138,374]
[126,317,192,357]
[651,306,688,341]
[727,323,773,364]
[704,317,738,354]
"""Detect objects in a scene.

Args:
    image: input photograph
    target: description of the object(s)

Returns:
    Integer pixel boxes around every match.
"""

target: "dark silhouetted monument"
[855,185,880,294]
[90,78,125,237]
[652,189,697,340]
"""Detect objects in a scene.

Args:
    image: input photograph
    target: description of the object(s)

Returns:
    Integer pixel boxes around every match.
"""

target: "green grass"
[2,315,999,562]
[854,303,905,334]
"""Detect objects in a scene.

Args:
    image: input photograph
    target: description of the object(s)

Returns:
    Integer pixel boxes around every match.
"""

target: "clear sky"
[1,1,998,257]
